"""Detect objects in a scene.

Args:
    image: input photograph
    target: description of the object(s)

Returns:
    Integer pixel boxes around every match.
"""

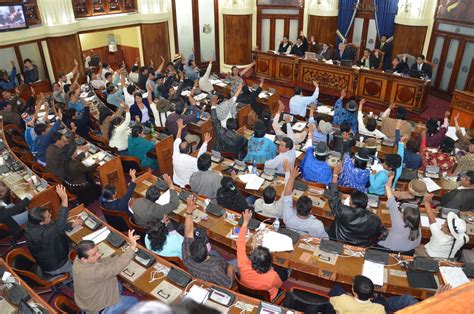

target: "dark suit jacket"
[384,61,409,74]
[290,43,307,57]
[334,48,352,61]
[317,47,333,60]
[411,62,432,78]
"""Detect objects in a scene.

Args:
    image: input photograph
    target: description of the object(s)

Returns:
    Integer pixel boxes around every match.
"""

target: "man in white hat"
[416,194,469,259]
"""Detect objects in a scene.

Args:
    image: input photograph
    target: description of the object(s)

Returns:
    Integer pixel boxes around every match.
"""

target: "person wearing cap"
[301,137,333,185]
[380,103,413,140]
[289,81,319,117]
[358,99,386,139]
[0,61,17,91]
[282,165,328,239]
[424,111,449,148]
[337,148,371,193]
[417,194,469,259]
[439,171,474,211]
[328,274,418,313]
[243,119,277,164]
[329,163,382,246]
[368,153,402,195]
[308,106,333,144]
[333,89,358,133]
[378,174,421,253]
[149,98,172,128]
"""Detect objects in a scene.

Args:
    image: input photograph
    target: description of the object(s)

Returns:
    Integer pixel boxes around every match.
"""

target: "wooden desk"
[131,176,465,300]
[0,259,57,313]
[66,205,288,313]
[450,90,474,129]
[253,50,430,113]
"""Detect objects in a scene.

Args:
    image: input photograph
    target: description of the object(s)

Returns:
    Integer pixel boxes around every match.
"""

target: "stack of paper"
[439,266,470,288]
[83,227,110,244]
[238,174,265,190]
[420,215,445,228]
[194,93,207,101]
[446,126,465,141]
[156,190,171,205]
[262,231,294,252]
[422,178,441,192]
[362,260,385,286]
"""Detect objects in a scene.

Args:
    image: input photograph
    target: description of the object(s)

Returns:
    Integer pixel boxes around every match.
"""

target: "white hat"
[447,212,467,240]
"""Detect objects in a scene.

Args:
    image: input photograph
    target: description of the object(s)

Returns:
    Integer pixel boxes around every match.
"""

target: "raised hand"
[386,171,395,187]
[423,193,434,204]
[242,209,253,226]
[163,173,173,189]
[177,119,185,130]
[186,195,196,213]
[56,185,68,202]
[313,81,318,88]
[129,169,137,182]
[289,165,301,179]
[283,159,290,173]
[277,100,285,113]
[333,161,342,176]
[128,229,140,249]
[340,88,347,99]
[204,132,212,143]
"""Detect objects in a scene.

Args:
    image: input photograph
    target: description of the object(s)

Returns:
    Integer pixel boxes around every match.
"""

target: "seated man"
[25,185,81,275]
[73,231,139,313]
[455,138,474,175]
[45,129,77,180]
[33,115,63,165]
[173,119,209,187]
[289,81,319,117]
[211,96,247,160]
[332,89,358,133]
[358,99,386,139]
[100,169,137,214]
[67,89,85,115]
[238,209,283,300]
[131,174,179,226]
[0,61,17,91]
[282,164,328,238]
[411,54,432,79]
[380,103,413,140]
[272,102,307,144]
[332,121,356,157]
[189,154,222,203]
[301,139,333,186]
[417,194,469,259]
[165,99,199,144]
[329,275,418,313]
[264,134,295,174]
[329,164,382,246]
[289,36,308,57]
[0,188,32,245]
[182,196,234,288]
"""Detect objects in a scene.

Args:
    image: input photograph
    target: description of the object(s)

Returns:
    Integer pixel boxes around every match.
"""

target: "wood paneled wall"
[46,34,85,81]
[140,22,171,66]
[83,45,140,69]
[224,14,252,65]
[392,23,427,58]
[306,15,337,47]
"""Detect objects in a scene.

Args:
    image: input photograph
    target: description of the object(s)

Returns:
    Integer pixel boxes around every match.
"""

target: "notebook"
[406,271,438,290]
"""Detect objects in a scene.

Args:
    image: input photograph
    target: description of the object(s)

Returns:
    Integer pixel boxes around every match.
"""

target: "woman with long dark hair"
[216,176,248,213]
[378,174,421,253]
[145,218,183,259]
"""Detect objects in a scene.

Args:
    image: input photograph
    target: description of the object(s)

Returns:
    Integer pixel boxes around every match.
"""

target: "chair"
[12,135,29,149]
[282,287,330,313]
[337,186,355,194]
[53,295,80,314]
[128,216,147,240]
[0,223,26,256]
[31,163,47,176]
[221,151,236,160]
[234,274,286,304]
[88,131,108,149]
[99,206,133,233]
[120,156,150,177]
[20,153,36,167]
[6,248,69,302]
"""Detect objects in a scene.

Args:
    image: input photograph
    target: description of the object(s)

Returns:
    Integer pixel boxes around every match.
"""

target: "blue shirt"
[337,155,370,192]
[34,120,62,163]
[368,169,389,195]
[145,231,183,259]
[68,100,84,115]
[301,147,333,185]
[332,98,358,133]
[0,67,17,91]
[309,117,332,144]
[244,137,277,164]
[106,88,125,108]
[289,87,319,117]
[24,126,38,155]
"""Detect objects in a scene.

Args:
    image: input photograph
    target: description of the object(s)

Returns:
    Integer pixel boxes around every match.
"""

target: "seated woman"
[108,110,131,155]
[64,151,101,206]
[378,175,421,253]
[425,112,449,148]
[128,125,158,171]
[368,154,402,196]
[145,217,183,259]
[244,120,277,164]
[216,176,248,213]
[337,148,370,192]
[237,209,283,301]
[423,136,457,174]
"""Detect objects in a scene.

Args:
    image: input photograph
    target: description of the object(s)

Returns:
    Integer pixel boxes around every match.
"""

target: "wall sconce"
[398,0,412,13]
[202,24,212,34]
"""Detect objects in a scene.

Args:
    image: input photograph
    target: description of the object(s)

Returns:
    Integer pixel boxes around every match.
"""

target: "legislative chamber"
[0,0,473,313]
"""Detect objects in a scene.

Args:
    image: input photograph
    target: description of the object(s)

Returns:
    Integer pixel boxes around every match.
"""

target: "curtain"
[336,0,359,44]
[374,0,399,39]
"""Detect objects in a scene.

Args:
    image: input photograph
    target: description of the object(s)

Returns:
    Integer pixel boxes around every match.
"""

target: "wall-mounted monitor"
[0,4,28,32]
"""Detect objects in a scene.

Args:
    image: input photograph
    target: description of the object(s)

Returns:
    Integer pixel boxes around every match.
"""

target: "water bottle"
[150,125,155,137]
[252,159,257,174]
[273,217,280,231]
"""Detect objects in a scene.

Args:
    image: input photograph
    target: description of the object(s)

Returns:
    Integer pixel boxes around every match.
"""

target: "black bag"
[6,283,30,305]
[206,202,225,217]
[399,168,418,181]
[167,267,192,287]
[106,231,125,248]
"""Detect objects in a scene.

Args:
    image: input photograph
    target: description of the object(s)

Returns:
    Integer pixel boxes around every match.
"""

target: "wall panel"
[46,34,84,81]
[392,23,427,58]
[140,22,171,66]
[224,14,252,65]
[306,15,337,48]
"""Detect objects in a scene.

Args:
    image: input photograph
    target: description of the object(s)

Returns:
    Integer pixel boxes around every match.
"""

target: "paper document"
[83,227,110,244]
[292,121,307,132]
[209,79,222,85]
[156,189,171,205]
[439,266,470,288]
[262,231,294,252]
[185,285,209,304]
[422,178,441,192]
[295,150,303,158]
[246,176,265,190]
[265,134,276,142]
[362,260,385,286]
[370,163,385,173]
[181,90,191,97]
[420,215,445,228]
[446,126,465,141]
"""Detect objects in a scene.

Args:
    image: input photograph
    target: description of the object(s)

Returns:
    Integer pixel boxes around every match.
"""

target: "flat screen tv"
[0,4,28,32]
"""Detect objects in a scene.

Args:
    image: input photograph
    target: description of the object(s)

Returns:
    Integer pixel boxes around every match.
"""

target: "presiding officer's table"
[253,50,431,113]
